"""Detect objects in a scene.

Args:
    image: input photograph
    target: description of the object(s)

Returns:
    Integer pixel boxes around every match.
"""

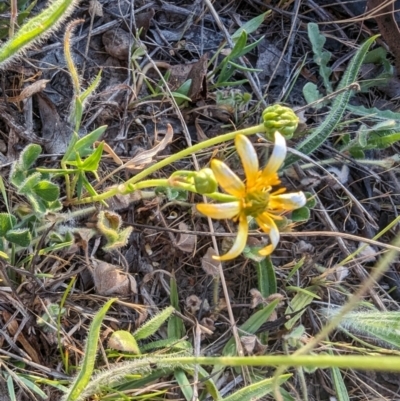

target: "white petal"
[261,131,286,177]
[235,134,259,188]
[269,192,307,211]
[196,202,241,219]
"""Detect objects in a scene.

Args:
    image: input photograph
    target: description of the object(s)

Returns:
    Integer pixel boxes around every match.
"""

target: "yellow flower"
[196,132,306,261]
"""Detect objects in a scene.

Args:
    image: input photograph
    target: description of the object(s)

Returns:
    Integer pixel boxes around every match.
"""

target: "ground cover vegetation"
[1,0,400,400]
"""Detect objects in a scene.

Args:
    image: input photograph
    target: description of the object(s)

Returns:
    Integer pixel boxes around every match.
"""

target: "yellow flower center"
[242,190,270,217]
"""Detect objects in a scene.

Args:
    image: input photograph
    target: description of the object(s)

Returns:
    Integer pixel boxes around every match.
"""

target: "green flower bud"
[194,168,218,194]
[262,104,298,140]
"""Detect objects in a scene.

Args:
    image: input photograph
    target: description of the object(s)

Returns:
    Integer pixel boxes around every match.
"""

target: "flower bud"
[262,105,298,140]
[194,168,218,194]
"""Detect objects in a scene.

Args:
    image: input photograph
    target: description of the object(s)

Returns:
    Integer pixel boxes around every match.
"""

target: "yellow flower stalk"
[196,132,306,261]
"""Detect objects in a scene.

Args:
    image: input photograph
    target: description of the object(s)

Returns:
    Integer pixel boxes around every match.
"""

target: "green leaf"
[304,192,317,209]
[175,369,192,401]
[62,298,116,401]
[5,228,31,247]
[323,308,400,350]
[16,376,47,399]
[285,34,379,167]
[72,96,83,132]
[33,180,59,202]
[228,30,248,59]
[20,144,42,170]
[74,120,103,155]
[223,299,281,356]
[133,306,175,341]
[108,330,140,354]
[221,374,291,401]
[231,11,269,41]
[79,69,102,104]
[69,142,104,172]
[330,349,350,401]
[140,338,192,352]
[0,0,79,66]
[291,206,310,222]
[285,286,320,330]
[303,82,325,108]
[168,276,185,339]
[307,23,332,93]
[17,172,41,194]
[0,213,17,236]
[255,256,277,297]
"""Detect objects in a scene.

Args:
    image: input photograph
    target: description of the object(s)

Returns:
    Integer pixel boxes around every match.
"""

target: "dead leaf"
[201,248,219,277]
[89,0,103,17]
[169,53,208,101]
[175,222,196,253]
[37,93,72,154]
[91,259,137,296]
[2,310,41,363]
[103,28,132,60]
[2,79,50,103]
[124,124,174,170]
[135,9,155,39]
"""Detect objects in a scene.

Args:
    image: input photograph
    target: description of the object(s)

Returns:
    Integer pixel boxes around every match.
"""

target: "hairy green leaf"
[6,228,31,247]
[0,213,17,236]
[0,0,80,66]
[285,35,378,167]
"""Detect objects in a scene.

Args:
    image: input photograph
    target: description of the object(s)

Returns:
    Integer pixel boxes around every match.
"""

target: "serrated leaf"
[133,306,175,341]
[108,330,140,354]
[303,82,324,108]
[308,23,332,93]
[33,180,59,202]
[5,228,32,247]
[0,213,17,236]
[80,69,102,104]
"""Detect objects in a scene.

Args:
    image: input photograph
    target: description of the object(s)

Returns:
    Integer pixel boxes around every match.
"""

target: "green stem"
[73,123,266,205]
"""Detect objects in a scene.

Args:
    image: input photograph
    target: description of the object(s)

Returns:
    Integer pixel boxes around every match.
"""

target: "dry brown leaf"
[2,310,41,363]
[175,222,196,253]
[135,9,155,39]
[91,259,137,296]
[201,248,219,277]
[125,124,174,170]
[169,53,208,101]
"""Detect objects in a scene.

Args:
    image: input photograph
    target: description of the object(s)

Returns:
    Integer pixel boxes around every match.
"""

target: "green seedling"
[209,12,268,88]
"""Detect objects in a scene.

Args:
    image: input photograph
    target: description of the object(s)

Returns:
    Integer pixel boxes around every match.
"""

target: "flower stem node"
[262,104,299,140]
[196,132,306,261]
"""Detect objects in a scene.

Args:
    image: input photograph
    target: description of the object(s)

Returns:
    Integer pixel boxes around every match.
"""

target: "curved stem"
[71,124,266,205]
